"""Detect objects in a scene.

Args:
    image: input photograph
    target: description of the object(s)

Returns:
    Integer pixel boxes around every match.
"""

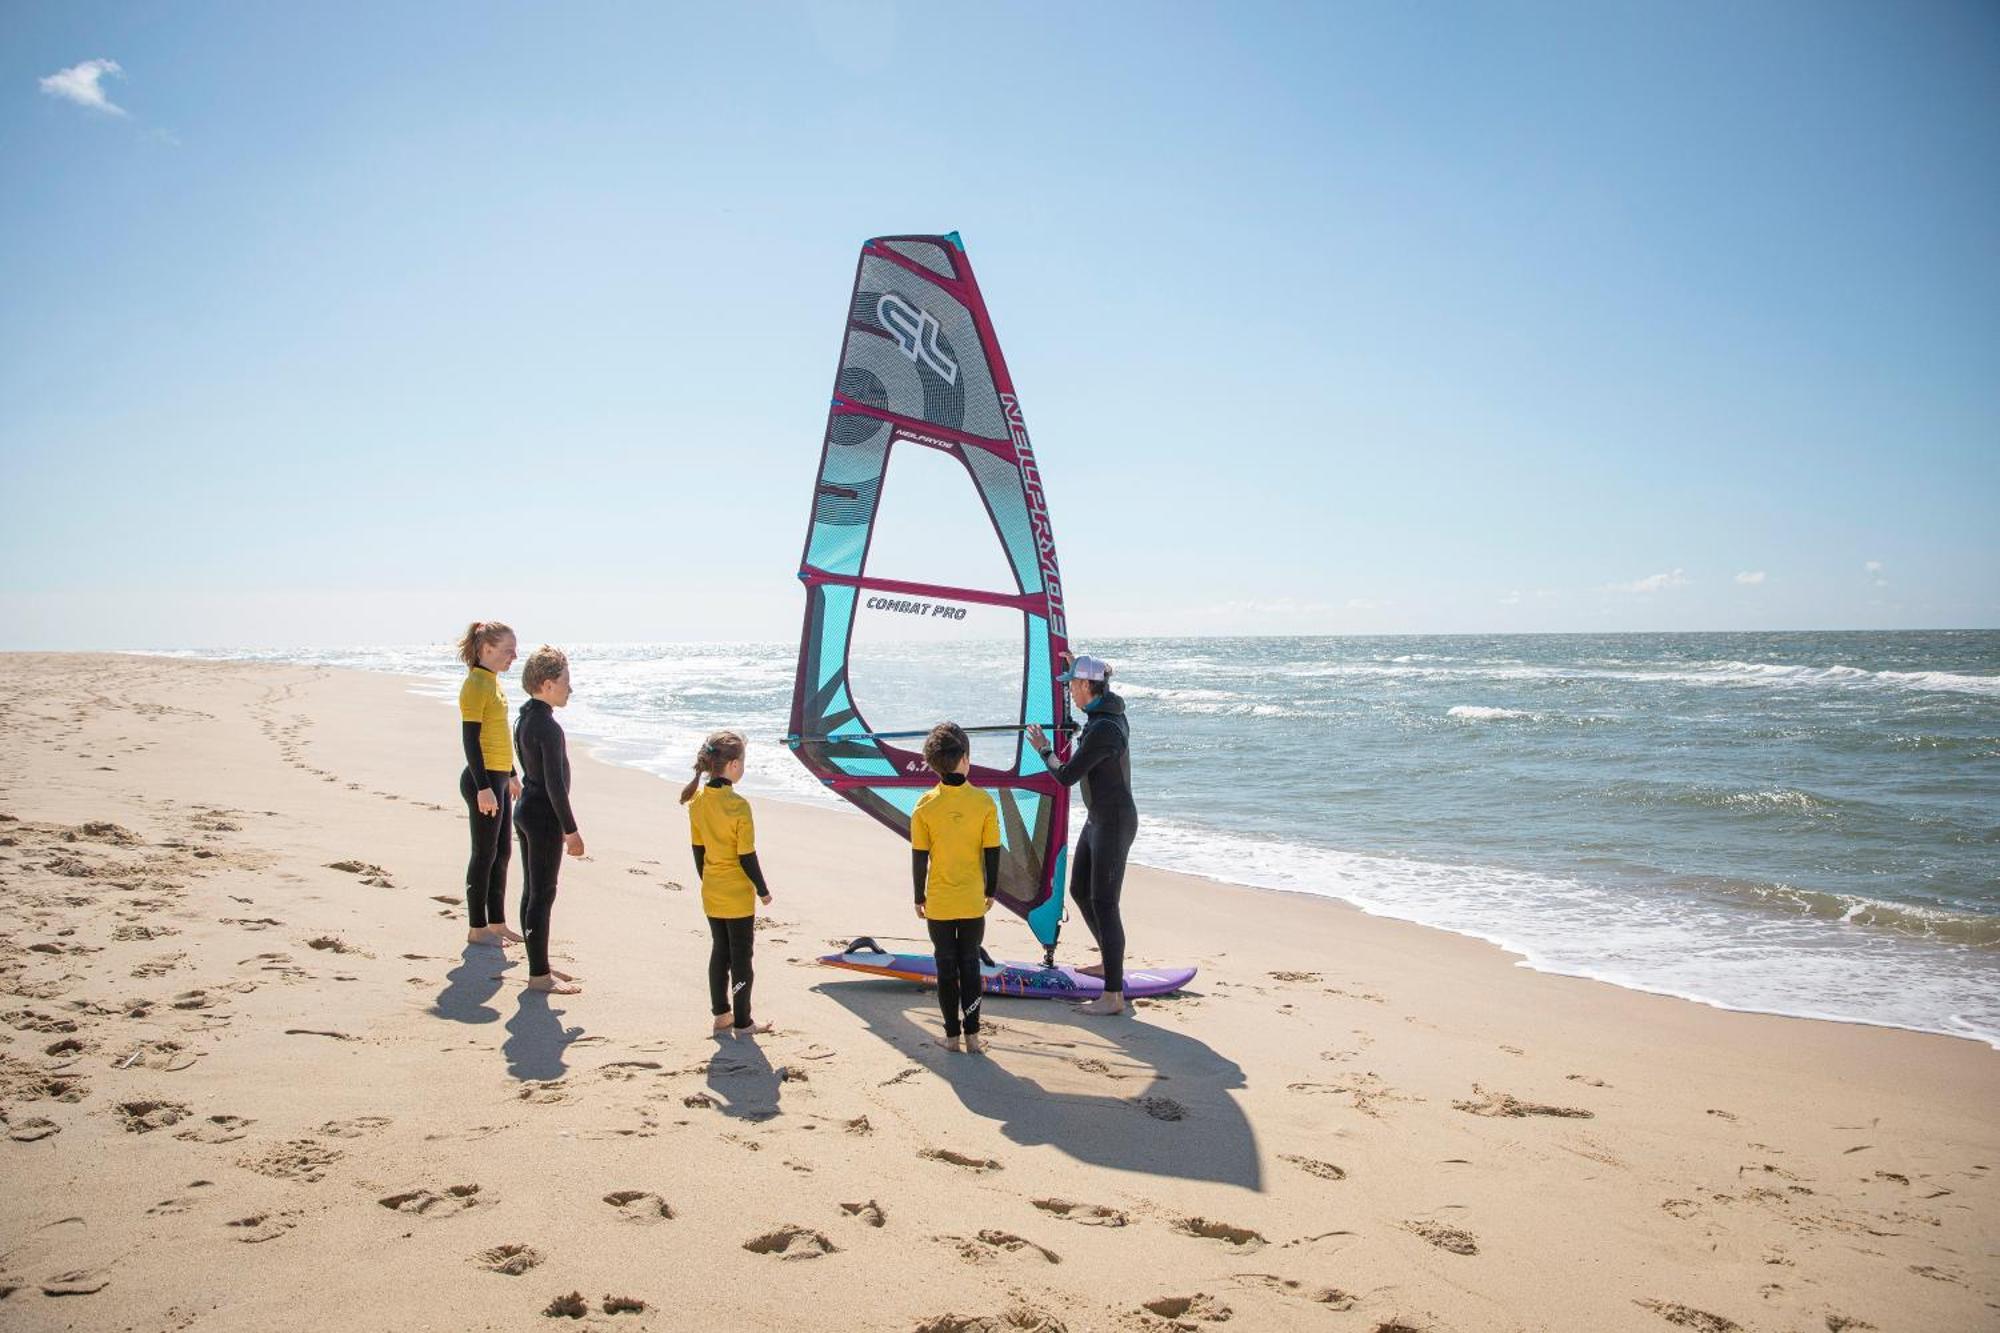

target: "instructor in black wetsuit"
[1026,653,1136,1017]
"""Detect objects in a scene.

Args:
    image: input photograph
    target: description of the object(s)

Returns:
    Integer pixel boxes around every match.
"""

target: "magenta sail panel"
[787,233,1074,950]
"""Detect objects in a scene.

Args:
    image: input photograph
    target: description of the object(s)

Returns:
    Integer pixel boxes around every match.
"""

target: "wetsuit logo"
[877,294,959,385]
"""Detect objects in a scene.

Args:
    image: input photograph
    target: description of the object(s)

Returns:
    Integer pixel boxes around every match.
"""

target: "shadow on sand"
[430,942,506,1024]
[502,988,584,1082]
[704,1031,783,1119]
[820,979,1258,1189]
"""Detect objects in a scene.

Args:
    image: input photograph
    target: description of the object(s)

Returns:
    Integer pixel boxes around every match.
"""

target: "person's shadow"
[502,989,584,1082]
[430,943,506,1024]
[819,981,1259,1189]
[704,1032,783,1119]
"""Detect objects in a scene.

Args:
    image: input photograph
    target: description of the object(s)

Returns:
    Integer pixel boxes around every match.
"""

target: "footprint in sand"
[318,1116,392,1138]
[544,1292,589,1318]
[1268,970,1321,983]
[378,1184,486,1217]
[473,1243,542,1276]
[225,1211,298,1244]
[1405,1219,1478,1255]
[1031,1198,1128,1227]
[518,1081,568,1104]
[40,1269,111,1296]
[2,1009,79,1034]
[1233,1275,1355,1311]
[169,989,223,1011]
[841,1200,886,1227]
[1453,1085,1593,1119]
[6,1115,62,1142]
[44,1037,87,1057]
[238,1139,343,1183]
[939,1231,1061,1265]
[1135,1096,1186,1121]
[1143,1293,1231,1324]
[920,1148,1003,1172]
[912,1307,1067,1332]
[115,1098,191,1133]
[1278,1154,1347,1181]
[742,1225,838,1259]
[0,1056,89,1104]
[602,1190,674,1223]
[1173,1217,1265,1249]
[1633,1299,1742,1331]
[176,1114,253,1144]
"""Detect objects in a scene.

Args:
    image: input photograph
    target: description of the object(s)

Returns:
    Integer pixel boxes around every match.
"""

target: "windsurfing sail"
[787,232,1073,953]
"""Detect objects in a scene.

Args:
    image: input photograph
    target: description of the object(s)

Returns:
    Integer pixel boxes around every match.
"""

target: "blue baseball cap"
[1057,654,1110,683]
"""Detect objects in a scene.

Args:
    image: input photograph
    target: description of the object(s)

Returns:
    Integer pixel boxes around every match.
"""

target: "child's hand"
[476,788,499,817]
[508,775,523,801]
[983,896,995,915]
[563,832,585,858]
[914,902,927,921]
[759,890,774,908]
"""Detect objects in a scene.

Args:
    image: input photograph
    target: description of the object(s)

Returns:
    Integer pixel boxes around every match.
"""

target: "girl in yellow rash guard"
[680,730,774,1036]
[457,620,523,948]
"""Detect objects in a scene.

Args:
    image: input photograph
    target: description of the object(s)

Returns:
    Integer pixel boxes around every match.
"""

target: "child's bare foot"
[1076,994,1125,1016]
[963,1033,985,1054]
[939,1034,963,1052]
[731,1021,775,1037]
[526,974,581,994]
[712,1014,733,1035]
[494,925,527,944]
[1074,963,1106,978]
[549,968,581,983]
[467,926,506,947]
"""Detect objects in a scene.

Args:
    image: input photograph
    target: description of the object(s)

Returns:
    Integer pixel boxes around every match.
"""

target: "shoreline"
[217,651,2000,1053]
[3,652,1993,1331]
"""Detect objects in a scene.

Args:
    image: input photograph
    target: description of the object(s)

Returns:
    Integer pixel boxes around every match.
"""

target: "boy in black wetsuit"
[513,646,585,994]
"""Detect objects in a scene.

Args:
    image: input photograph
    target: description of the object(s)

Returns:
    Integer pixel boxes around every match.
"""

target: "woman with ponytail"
[681,730,775,1036]
[456,620,523,948]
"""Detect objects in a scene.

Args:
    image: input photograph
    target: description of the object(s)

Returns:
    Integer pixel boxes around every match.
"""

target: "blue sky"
[4,2,1995,648]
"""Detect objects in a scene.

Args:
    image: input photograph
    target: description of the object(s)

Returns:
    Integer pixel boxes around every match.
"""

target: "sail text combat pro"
[1005,392,1066,636]
[865,596,968,620]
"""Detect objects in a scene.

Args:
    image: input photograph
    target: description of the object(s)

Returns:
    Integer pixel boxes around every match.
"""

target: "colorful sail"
[787,232,1073,952]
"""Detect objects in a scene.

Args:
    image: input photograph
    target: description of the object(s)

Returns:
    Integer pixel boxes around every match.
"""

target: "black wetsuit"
[693,779,770,1029]
[912,774,1003,1039]
[460,722,514,931]
[1041,691,1136,993]
[513,698,578,978]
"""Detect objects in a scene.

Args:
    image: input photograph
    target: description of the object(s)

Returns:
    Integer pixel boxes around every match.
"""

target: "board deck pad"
[819,943,1196,999]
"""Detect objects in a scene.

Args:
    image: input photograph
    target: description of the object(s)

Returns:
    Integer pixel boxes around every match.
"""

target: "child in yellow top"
[456,619,523,948]
[681,730,774,1036]
[911,722,1001,1053]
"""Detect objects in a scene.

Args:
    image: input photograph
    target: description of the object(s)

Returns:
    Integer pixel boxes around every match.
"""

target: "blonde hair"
[521,645,568,695]
[680,730,747,804]
[457,620,515,668]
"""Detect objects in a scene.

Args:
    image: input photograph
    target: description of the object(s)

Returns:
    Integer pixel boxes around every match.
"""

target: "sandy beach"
[0,652,1993,1332]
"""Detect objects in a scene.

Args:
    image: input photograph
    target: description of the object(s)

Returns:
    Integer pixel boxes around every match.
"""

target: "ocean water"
[174,632,2000,1047]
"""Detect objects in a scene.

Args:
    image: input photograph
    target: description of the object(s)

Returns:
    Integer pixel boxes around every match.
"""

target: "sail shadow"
[817,980,1260,1189]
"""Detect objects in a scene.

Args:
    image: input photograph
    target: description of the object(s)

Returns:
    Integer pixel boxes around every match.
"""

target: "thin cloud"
[39,59,126,116]
[1864,560,1884,573]
[1606,569,1689,594]
[1735,571,1766,585]
[1498,590,1522,606]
